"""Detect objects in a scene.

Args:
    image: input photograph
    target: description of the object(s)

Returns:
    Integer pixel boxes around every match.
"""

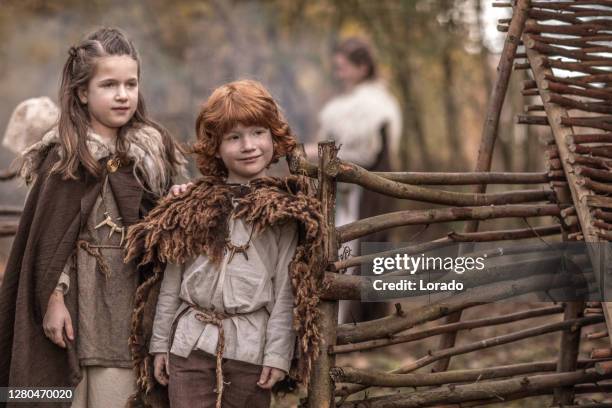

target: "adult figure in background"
[312,37,403,322]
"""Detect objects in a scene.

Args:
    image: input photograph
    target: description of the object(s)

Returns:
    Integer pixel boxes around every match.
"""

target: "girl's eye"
[255,130,266,135]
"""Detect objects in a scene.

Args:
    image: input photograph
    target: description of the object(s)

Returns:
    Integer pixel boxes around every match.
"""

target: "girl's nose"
[116,86,128,100]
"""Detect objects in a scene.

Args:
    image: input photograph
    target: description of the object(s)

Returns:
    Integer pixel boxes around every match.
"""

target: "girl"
[125,80,326,408]
[0,27,187,408]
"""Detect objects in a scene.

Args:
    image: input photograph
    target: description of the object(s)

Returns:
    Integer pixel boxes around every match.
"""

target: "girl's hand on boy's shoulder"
[257,366,286,389]
[167,182,194,198]
[153,353,170,386]
[43,290,74,348]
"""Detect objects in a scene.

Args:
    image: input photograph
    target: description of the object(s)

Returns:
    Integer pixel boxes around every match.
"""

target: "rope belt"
[76,240,117,277]
[170,301,234,408]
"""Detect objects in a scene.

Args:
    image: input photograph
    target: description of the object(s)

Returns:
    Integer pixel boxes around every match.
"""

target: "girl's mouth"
[112,107,130,112]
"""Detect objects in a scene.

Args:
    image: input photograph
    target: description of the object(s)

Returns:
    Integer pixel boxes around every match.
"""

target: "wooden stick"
[330,305,564,354]
[326,159,554,207]
[594,208,612,222]
[517,114,549,125]
[525,21,609,35]
[307,141,337,408]
[338,370,612,408]
[527,39,610,61]
[544,81,612,102]
[0,206,22,216]
[546,94,612,115]
[587,330,609,340]
[546,59,612,75]
[529,34,612,48]
[553,301,583,405]
[586,194,612,209]
[0,221,18,237]
[337,204,561,243]
[396,316,602,377]
[528,9,580,24]
[591,347,612,359]
[331,361,560,388]
[447,225,561,242]
[570,144,612,160]
[335,272,575,344]
[531,1,612,10]
[567,133,612,144]
[578,177,612,194]
[567,153,612,169]
[372,171,551,185]
[331,238,451,272]
[338,317,604,399]
[575,166,612,182]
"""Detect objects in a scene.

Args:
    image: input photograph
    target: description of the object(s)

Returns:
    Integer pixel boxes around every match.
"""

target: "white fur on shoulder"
[19,125,187,197]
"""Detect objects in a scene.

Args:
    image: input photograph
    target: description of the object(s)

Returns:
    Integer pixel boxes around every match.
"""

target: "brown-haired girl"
[125,79,326,408]
[0,27,187,408]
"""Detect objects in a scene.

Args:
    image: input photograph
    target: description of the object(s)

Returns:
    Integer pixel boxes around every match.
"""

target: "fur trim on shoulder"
[17,125,187,197]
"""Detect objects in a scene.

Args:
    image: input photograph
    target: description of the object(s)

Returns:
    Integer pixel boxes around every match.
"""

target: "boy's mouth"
[239,155,262,162]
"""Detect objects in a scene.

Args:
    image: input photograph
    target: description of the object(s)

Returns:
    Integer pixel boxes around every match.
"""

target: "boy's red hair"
[193,80,297,177]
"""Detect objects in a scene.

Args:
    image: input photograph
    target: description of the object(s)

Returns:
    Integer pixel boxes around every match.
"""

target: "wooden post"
[553,301,584,405]
[306,141,338,408]
[432,0,532,374]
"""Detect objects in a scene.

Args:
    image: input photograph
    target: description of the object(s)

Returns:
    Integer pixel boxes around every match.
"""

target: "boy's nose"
[241,135,256,151]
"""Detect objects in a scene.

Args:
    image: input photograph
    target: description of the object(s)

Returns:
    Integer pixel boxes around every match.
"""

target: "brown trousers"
[168,350,271,408]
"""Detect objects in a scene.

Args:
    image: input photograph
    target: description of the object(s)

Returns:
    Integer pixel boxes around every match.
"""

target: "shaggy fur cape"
[124,175,327,408]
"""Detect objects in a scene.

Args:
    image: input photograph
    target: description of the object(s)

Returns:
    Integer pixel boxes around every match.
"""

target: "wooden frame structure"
[285,1,612,406]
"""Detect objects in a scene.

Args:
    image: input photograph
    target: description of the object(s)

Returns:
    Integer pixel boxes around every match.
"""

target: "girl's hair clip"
[68,46,78,58]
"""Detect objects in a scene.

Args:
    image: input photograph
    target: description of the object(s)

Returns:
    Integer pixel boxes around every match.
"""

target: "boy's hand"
[153,353,170,386]
[257,366,286,389]
[167,182,194,198]
[43,290,74,348]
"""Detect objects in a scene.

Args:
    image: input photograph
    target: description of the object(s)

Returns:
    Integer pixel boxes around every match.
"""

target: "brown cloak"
[0,147,157,408]
[124,175,327,408]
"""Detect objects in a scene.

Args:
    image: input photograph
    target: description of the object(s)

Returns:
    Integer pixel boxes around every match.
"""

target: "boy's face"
[218,123,274,183]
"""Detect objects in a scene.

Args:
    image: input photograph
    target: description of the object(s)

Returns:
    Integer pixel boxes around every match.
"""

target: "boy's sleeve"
[263,221,298,373]
[149,262,183,354]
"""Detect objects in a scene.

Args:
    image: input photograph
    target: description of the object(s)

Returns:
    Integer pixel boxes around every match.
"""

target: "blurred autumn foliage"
[0,0,544,173]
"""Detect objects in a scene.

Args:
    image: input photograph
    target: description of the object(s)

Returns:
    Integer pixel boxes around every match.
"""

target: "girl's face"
[78,55,139,139]
[218,123,274,184]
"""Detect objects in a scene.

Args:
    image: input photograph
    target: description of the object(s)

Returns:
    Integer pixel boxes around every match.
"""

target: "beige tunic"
[149,217,298,373]
[59,177,138,368]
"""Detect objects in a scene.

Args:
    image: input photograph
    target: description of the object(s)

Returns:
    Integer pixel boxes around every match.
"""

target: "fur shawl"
[18,124,187,197]
[124,175,327,407]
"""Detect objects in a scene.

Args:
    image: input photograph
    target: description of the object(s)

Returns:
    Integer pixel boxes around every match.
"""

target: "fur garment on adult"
[124,175,327,408]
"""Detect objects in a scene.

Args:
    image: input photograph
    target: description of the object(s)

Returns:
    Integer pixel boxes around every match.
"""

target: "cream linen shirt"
[149,217,298,373]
